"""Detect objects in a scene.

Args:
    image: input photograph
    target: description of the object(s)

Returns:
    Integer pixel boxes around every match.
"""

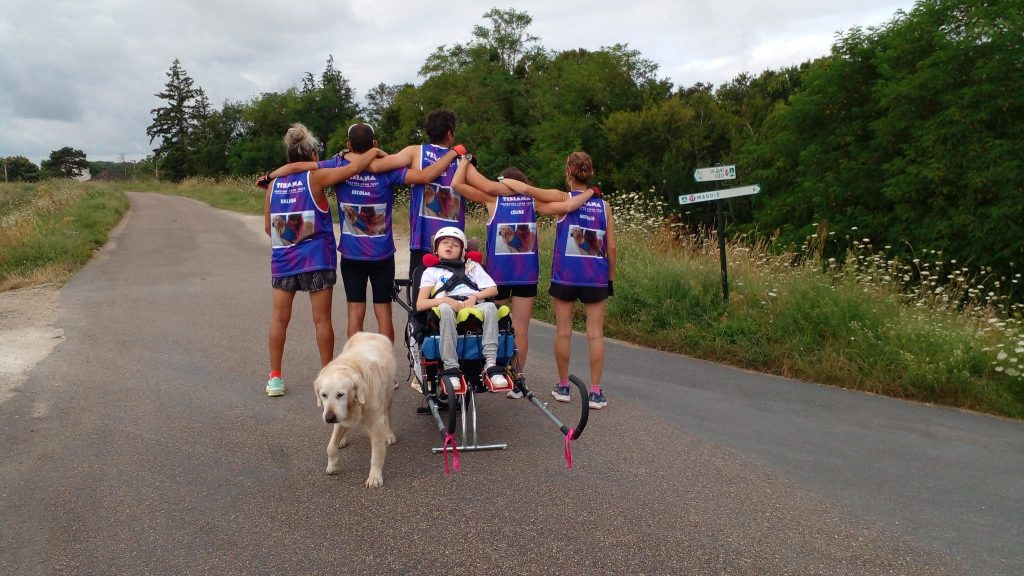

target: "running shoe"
[551,385,570,402]
[266,376,285,397]
[588,390,608,409]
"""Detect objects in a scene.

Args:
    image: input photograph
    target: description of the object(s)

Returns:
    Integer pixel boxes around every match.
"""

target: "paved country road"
[1,192,1021,575]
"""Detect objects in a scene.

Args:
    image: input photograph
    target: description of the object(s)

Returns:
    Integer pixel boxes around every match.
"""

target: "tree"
[364,82,409,151]
[194,100,245,177]
[2,156,40,182]
[526,47,656,188]
[147,59,202,180]
[226,89,306,175]
[392,9,550,176]
[420,8,546,78]
[300,56,359,155]
[40,147,89,178]
[744,0,1024,283]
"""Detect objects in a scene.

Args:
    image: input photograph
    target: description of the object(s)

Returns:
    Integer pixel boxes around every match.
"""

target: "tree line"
[89,1,1024,288]
[2,147,91,181]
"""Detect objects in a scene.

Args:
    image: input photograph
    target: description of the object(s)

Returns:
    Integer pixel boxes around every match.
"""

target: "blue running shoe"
[551,385,570,402]
[266,376,285,397]
[588,390,607,409]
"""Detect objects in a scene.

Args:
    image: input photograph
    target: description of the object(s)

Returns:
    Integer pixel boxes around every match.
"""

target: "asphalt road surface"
[2,192,1021,575]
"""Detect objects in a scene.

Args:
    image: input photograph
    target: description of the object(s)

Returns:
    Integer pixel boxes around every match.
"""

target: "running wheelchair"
[392,251,589,474]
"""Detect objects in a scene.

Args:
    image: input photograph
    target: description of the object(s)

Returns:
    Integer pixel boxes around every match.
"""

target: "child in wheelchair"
[416,226,510,392]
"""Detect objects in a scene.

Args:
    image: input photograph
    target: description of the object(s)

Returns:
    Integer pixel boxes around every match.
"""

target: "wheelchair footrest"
[439,370,467,395]
[483,366,514,393]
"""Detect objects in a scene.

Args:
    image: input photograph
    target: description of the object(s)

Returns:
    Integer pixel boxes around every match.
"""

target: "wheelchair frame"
[393,270,589,471]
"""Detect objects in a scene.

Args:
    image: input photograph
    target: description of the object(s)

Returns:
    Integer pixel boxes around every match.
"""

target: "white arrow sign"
[678,185,760,206]
[693,165,736,182]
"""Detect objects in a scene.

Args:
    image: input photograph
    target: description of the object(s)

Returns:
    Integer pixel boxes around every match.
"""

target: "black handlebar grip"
[567,374,589,439]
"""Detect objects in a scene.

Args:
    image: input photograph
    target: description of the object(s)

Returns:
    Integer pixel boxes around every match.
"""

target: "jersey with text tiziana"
[268,172,336,278]
[485,193,539,286]
[409,144,462,251]
[551,192,609,287]
[318,155,406,261]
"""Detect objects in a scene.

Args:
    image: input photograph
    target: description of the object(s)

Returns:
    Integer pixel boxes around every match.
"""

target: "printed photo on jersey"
[341,202,386,237]
[495,222,537,254]
[270,210,315,247]
[420,184,461,221]
[565,225,606,258]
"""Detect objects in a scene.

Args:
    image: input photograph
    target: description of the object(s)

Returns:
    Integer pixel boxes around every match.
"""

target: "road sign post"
[683,167,760,303]
[716,194,728,302]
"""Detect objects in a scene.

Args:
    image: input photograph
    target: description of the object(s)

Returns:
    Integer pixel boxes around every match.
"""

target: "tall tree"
[40,147,89,179]
[420,8,546,78]
[147,59,201,180]
[300,55,359,155]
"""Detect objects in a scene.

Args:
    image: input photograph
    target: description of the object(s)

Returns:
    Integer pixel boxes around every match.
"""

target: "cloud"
[0,0,913,163]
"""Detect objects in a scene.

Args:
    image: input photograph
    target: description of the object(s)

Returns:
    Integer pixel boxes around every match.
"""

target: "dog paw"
[325,463,341,475]
[365,472,384,488]
[386,433,397,446]
[337,437,348,449]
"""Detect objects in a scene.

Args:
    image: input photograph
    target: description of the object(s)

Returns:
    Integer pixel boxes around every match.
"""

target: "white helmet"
[433,226,467,257]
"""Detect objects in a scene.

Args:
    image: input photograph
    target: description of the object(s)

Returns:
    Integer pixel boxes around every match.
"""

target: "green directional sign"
[678,184,760,205]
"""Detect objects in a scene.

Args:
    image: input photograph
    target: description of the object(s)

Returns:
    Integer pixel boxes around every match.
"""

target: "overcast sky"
[0,1,914,165]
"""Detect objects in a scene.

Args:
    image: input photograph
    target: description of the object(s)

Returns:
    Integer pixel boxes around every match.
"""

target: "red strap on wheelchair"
[443,433,460,476]
[564,428,576,470]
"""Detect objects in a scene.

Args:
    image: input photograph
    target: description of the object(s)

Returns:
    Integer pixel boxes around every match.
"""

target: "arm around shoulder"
[269,161,319,179]
[535,188,593,215]
[368,145,418,173]
[311,148,378,188]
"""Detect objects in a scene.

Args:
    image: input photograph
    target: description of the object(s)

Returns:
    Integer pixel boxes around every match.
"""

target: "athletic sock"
[559,379,569,388]
[590,385,602,395]
[269,370,282,379]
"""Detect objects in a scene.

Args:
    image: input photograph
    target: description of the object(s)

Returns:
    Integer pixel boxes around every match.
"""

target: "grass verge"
[0,180,129,290]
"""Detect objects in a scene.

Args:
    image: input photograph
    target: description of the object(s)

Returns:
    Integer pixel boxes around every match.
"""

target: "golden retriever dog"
[313,332,397,488]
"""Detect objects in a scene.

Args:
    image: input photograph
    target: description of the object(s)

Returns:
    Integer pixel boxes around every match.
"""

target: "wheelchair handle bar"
[518,373,589,440]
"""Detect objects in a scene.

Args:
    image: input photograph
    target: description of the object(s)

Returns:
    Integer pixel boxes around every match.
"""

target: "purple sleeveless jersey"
[551,192,609,287]
[485,194,539,285]
[409,144,462,251]
[318,155,406,260]
[268,172,336,277]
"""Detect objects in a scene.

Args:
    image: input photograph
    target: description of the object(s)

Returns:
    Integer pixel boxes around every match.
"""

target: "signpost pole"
[716,193,729,302]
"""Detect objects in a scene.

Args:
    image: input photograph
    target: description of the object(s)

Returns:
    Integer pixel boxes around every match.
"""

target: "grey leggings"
[437,302,499,371]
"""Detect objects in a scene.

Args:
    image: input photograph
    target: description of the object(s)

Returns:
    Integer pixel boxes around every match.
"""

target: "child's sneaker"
[551,384,570,402]
[266,376,285,397]
[506,385,524,399]
[588,390,608,409]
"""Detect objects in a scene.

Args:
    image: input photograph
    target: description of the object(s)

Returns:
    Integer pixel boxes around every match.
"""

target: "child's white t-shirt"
[419,261,496,298]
